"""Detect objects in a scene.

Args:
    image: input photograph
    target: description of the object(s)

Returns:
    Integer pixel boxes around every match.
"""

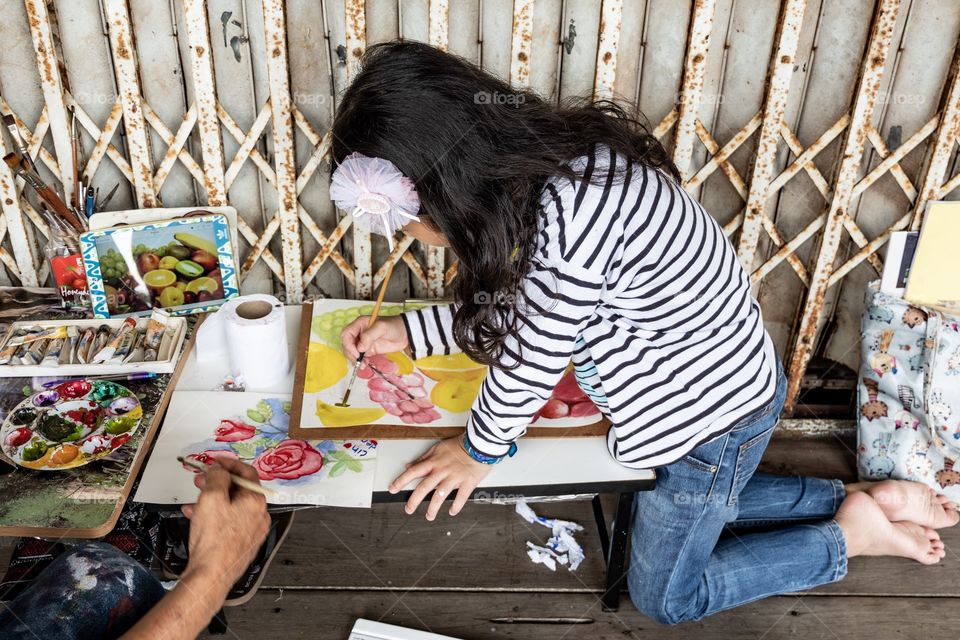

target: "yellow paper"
[904,201,960,308]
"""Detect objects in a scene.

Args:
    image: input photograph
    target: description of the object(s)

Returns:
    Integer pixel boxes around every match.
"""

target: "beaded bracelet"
[461,433,517,465]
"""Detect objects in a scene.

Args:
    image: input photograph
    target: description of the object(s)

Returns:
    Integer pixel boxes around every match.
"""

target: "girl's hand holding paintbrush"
[340,318,493,521]
[340,315,409,362]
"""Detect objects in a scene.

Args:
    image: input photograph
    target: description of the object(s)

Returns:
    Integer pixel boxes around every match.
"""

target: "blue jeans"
[628,364,848,623]
[0,542,166,640]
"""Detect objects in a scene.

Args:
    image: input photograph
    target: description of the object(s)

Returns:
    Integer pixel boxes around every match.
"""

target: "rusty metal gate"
[1,0,959,415]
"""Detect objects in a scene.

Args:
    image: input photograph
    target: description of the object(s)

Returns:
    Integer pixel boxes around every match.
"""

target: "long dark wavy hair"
[331,41,678,369]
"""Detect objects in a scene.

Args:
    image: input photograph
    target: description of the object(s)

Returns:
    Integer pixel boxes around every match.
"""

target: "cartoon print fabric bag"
[857,281,960,499]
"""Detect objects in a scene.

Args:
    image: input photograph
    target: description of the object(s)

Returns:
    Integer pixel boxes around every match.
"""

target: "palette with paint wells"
[0,379,143,471]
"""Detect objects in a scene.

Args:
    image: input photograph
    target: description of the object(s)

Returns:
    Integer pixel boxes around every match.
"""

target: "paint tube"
[13,326,67,345]
[92,317,137,364]
[108,327,138,364]
[89,325,112,361]
[0,329,28,364]
[11,342,30,365]
[23,338,48,365]
[61,326,78,365]
[41,334,65,366]
[142,308,170,362]
[124,331,145,363]
[75,327,96,364]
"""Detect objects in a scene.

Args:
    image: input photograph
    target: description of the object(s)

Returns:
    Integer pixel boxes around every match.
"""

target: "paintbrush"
[177,456,278,497]
[70,106,80,211]
[38,204,79,245]
[2,113,36,174]
[4,152,85,232]
[367,362,416,400]
[338,260,396,407]
[96,182,119,210]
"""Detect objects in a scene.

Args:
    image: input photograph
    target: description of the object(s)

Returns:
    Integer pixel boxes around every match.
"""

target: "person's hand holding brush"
[340,315,409,362]
[340,317,493,521]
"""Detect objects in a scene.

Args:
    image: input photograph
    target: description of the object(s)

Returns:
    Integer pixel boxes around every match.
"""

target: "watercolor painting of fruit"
[293,300,603,435]
[134,391,378,508]
[0,379,143,471]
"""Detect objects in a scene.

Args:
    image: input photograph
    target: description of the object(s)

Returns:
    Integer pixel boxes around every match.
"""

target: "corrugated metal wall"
[1,0,959,414]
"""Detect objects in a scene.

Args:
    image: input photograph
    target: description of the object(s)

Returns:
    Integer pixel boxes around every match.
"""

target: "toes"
[923,527,941,542]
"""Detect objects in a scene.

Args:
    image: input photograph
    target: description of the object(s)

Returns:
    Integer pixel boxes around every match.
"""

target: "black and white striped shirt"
[401,146,778,469]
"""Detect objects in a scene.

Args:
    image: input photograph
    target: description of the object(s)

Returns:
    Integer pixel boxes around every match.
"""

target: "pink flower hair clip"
[329,152,420,250]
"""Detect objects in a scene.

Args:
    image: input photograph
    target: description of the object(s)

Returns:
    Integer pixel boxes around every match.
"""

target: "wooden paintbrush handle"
[366,260,395,328]
[36,185,84,232]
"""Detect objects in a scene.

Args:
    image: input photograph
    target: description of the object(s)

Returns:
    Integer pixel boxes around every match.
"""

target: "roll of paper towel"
[196,294,289,389]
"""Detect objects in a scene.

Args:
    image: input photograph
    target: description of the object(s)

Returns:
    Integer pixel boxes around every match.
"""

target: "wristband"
[461,433,517,464]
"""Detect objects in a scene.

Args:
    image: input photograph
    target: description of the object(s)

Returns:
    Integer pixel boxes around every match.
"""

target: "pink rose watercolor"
[214,419,256,442]
[252,439,323,481]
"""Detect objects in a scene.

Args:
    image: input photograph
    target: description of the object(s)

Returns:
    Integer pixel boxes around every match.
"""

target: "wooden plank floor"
[202,435,959,638]
[6,435,960,638]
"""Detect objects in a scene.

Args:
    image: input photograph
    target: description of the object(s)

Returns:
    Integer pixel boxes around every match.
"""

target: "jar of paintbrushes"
[43,209,89,311]
[2,142,90,310]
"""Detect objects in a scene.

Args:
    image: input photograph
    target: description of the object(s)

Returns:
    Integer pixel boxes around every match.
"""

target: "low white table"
[171,305,655,610]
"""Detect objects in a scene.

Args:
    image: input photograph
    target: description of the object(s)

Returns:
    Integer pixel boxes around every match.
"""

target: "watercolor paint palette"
[0,379,143,471]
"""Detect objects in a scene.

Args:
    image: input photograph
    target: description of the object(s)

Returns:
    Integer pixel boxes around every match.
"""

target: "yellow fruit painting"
[430,378,483,413]
[315,401,386,427]
[304,342,349,393]
[385,351,415,375]
[415,353,487,382]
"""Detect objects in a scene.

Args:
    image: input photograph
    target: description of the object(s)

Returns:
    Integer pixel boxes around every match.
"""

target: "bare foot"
[846,480,959,529]
[836,492,945,565]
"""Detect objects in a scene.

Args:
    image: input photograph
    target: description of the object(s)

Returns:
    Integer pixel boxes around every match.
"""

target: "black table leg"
[591,494,609,556]
[601,491,633,612]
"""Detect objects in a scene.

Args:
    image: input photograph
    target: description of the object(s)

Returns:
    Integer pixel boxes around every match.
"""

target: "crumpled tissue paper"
[516,500,585,572]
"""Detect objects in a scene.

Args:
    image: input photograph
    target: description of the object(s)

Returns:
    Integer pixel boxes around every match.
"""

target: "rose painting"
[135,392,379,508]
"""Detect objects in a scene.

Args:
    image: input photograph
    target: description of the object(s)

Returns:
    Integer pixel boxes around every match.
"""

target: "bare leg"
[836,492,946,565]
[846,480,959,529]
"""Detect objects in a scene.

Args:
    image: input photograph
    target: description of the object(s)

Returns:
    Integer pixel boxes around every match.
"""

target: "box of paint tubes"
[0,309,187,377]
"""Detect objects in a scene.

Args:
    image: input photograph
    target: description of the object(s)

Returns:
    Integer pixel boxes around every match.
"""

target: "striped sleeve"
[466,259,605,456]
[401,303,460,360]
[467,149,626,457]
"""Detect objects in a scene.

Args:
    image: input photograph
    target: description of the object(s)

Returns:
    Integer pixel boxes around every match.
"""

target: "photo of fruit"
[90,219,228,316]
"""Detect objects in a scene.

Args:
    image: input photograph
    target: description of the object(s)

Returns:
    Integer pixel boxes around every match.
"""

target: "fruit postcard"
[81,214,239,318]
[288,300,607,439]
[134,391,378,507]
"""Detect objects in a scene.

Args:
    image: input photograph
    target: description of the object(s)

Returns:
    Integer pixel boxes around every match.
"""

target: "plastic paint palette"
[0,379,142,471]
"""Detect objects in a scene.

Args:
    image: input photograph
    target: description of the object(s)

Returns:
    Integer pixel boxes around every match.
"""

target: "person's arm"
[464,259,605,455]
[400,303,460,359]
[340,303,460,363]
[389,148,628,519]
[121,458,270,640]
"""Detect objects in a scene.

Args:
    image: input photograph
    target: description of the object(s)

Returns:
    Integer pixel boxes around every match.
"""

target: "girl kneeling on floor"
[335,41,956,624]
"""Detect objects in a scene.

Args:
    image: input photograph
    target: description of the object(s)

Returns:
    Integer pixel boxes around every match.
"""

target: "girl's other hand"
[340,315,408,362]
[389,436,494,520]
